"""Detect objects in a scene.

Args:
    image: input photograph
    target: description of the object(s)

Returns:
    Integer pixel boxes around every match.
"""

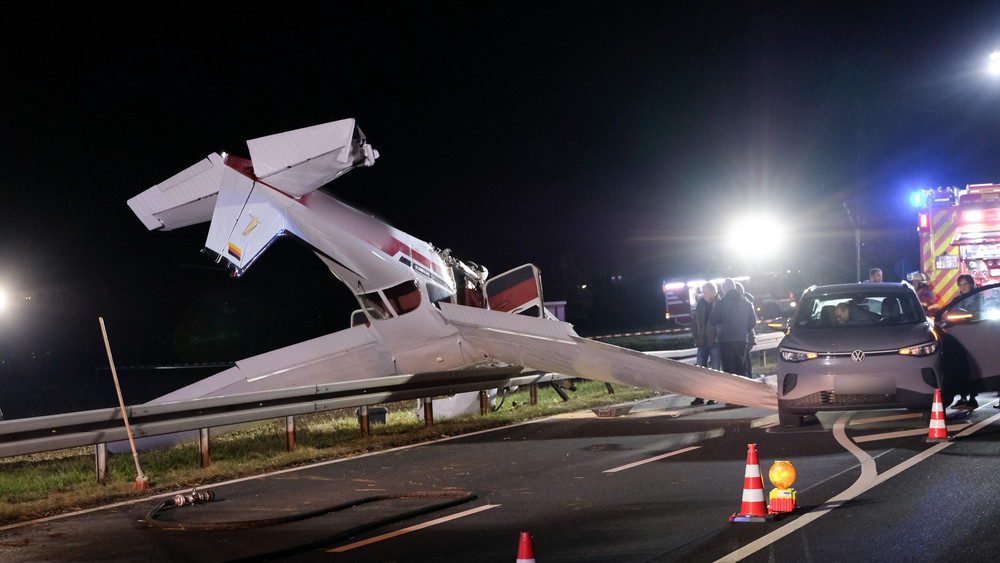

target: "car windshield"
[794,290,924,328]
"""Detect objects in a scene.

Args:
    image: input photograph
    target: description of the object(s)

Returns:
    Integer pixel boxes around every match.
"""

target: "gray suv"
[777,283,941,427]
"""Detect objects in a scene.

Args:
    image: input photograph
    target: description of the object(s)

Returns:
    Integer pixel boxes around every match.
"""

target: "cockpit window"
[426,282,454,306]
[795,291,924,328]
[358,292,392,320]
[383,281,422,315]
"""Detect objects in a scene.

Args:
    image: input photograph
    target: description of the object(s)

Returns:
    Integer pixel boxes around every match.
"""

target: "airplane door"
[485,264,544,317]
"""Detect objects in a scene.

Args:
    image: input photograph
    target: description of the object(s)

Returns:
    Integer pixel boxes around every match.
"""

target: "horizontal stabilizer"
[247,118,378,197]
[127,153,225,230]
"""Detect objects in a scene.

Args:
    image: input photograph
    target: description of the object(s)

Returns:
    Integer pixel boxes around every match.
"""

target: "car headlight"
[898,342,938,356]
[780,349,818,362]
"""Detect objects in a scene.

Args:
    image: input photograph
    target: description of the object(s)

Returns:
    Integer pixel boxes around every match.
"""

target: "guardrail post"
[359,405,370,438]
[480,391,489,415]
[605,382,615,394]
[286,415,295,451]
[95,443,108,485]
[199,428,210,468]
[551,382,570,402]
[530,383,537,405]
[759,350,766,367]
[423,398,434,426]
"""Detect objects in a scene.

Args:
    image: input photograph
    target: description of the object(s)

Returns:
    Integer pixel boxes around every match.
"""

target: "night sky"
[3,3,1000,415]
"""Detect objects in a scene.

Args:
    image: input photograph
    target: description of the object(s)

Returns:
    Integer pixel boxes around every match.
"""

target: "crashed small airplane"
[127,118,777,410]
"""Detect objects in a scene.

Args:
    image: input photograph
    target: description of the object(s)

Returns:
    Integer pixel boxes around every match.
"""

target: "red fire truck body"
[918,183,1000,309]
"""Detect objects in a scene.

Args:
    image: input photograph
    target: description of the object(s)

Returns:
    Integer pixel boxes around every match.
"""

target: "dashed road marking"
[328,504,501,552]
[603,446,702,474]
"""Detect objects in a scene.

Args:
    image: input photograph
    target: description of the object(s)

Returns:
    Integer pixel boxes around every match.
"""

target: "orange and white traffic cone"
[730,443,772,522]
[926,388,949,442]
[516,531,536,563]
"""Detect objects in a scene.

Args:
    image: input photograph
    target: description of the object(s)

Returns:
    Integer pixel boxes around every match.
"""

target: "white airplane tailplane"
[127,118,379,276]
[127,153,225,231]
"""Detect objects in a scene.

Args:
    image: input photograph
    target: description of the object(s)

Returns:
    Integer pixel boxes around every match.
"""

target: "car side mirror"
[938,307,973,328]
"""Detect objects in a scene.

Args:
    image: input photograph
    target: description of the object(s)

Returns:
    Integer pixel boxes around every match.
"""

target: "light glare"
[726,214,786,261]
[989,52,1000,76]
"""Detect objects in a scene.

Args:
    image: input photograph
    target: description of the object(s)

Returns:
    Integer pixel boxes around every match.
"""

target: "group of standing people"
[689,278,757,406]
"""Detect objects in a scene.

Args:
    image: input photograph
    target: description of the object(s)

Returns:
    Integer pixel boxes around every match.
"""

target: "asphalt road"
[2,392,999,562]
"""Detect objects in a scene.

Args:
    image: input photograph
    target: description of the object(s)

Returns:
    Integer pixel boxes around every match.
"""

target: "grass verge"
[0,380,658,526]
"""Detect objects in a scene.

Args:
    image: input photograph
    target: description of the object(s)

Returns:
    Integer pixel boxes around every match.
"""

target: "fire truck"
[916,183,1000,309]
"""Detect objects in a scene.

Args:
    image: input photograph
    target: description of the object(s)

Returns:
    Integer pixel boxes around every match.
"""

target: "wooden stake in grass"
[98,317,149,490]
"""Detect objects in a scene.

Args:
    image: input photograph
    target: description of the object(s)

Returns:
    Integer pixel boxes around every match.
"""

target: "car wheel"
[778,409,805,427]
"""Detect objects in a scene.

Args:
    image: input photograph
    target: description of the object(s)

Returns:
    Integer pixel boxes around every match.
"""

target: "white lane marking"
[327,504,501,552]
[848,412,923,425]
[602,446,702,474]
[715,411,1000,562]
[853,424,968,443]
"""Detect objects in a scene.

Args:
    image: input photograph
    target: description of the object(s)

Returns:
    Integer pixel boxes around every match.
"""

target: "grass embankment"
[0,380,658,525]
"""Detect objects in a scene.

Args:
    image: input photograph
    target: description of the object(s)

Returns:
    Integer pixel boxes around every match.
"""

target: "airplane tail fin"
[128,118,378,275]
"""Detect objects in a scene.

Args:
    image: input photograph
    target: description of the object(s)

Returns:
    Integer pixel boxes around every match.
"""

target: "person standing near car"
[709,278,757,377]
[690,282,721,406]
[735,282,757,378]
[908,272,938,312]
[950,274,979,409]
[866,268,883,283]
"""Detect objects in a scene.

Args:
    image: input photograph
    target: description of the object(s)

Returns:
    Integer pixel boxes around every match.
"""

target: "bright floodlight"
[989,52,1000,76]
[726,214,786,261]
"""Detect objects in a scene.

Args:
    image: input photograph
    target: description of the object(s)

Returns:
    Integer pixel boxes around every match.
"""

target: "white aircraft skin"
[128,118,778,410]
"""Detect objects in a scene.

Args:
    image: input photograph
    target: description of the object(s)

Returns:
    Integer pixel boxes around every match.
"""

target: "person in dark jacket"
[708,278,757,377]
[690,282,721,405]
[735,282,757,378]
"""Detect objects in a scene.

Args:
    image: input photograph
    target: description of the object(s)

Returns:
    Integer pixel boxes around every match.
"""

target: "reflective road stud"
[927,388,949,442]
[730,443,772,522]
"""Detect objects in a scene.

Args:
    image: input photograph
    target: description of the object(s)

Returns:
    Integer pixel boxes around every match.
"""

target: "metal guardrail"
[0,367,566,459]
[0,333,784,460]
[646,330,783,362]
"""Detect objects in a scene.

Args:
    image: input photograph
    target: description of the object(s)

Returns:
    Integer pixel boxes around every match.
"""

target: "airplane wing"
[148,325,390,403]
[147,319,521,405]
[438,302,779,410]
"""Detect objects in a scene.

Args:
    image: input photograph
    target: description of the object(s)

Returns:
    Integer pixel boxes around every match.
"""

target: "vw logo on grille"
[851,349,866,363]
